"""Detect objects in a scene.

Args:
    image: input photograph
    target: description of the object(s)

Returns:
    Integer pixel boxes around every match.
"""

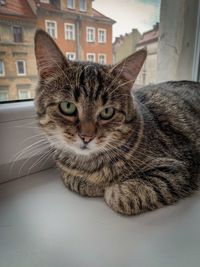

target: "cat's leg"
[61,171,105,197]
[104,159,197,215]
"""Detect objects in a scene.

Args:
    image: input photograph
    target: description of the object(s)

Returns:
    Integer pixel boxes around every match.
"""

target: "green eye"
[59,101,77,116]
[100,107,115,120]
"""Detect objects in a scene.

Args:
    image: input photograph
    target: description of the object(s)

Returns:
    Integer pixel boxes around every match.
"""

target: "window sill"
[0,101,53,183]
[0,167,200,267]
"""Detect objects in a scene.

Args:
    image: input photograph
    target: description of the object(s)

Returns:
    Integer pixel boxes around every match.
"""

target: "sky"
[93,0,161,41]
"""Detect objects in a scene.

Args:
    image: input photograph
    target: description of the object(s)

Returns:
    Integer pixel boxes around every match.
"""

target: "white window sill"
[0,167,200,267]
[0,101,53,183]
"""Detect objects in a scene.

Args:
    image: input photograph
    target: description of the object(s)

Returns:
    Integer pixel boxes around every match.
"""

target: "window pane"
[67,0,74,9]
[0,0,199,102]
[80,0,86,11]
[0,61,5,76]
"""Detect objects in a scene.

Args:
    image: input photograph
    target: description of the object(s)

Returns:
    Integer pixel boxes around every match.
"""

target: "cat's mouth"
[80,143,89,150]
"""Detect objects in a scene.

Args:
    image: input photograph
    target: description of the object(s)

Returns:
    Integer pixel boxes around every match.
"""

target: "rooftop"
[0,0,36,21]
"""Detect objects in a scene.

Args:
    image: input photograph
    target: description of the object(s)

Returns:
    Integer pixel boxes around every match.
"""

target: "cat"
[34,29,200,215]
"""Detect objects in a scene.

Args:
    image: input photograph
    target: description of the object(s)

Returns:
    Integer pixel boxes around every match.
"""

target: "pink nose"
[78,133,95,144]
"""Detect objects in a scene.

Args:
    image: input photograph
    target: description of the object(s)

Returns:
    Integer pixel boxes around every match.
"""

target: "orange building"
[35,0,115,64]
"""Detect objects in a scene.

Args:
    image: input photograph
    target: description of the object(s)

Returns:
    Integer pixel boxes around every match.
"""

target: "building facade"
[135,23,159,87]
[0,0,115,101]
[0,0,38,101]
[112,29,141,64]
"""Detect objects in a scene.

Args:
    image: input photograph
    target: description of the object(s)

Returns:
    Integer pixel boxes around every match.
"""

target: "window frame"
[45,20,57,39]
[67,0,75,9]
[40,0,49,3]
[86,53,96,62]
[98,53,106,64]
[13,25,23,43]
[0,60,5,76]
[64,23,75,40]
[86,27,95,42]
[0,89,9,101]
[98,28,107,43]
[66,52,76,60]
[18,88,31,100]
[16,60,26,76]
[79,0,87,12]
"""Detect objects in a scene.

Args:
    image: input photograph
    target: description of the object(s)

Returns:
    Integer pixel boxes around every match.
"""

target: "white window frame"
[45,20,57,39]
[66,52,76,60]
[0,90,9,101]
[16,60,26,76]
[0,60,5,76]
[86,27,95,42]
[79,0,87,11]
[86,53,96,62]
[18,89,31,100]
[98,54,106,64]
[67,0,75,9]
[98,28,107,43]
[64,23,75,40]
[40,0,49,3]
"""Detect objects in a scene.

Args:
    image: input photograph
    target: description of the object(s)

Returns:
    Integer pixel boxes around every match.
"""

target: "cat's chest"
[56,159,113,185]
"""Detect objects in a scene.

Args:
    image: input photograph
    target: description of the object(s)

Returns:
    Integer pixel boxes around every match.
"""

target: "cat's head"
[34,29,146,156]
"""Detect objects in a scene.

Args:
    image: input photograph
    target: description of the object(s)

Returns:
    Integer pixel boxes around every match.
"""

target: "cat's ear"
[110,49,147,84]
[34,29,67,79]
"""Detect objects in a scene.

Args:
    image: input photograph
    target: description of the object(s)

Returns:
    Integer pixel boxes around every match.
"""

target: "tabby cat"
[34,29,200,215]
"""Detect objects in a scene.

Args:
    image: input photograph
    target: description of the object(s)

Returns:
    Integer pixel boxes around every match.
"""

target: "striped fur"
[34,30,200,215]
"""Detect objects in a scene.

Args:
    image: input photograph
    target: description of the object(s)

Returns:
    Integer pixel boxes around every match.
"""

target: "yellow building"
[0,0,38,101]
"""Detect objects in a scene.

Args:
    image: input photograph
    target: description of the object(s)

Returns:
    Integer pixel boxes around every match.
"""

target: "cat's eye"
[100,107,115,120]
[59,101,77,116]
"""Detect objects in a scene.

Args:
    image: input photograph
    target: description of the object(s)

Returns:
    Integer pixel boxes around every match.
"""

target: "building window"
[18,89,31,100]
[98,54,106,64]
[13,26,23,43]
[86,27,95,42]
[66,52,76,61]
[16,60,26,76]
[87,53,96,62]
[79,0,86,11]
[98,29,107,43]
[45,20,57,39]
[0,89,9,101]
[0,60,5,76]
[67,0,75,9]
[64,23,75,40]
[40,0,49,3]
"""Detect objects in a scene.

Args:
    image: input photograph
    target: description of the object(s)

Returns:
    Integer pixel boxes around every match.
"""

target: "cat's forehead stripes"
[71,64,108,104]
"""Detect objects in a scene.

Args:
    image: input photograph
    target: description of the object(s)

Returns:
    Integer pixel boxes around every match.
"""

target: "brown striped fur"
[34,30,200,215]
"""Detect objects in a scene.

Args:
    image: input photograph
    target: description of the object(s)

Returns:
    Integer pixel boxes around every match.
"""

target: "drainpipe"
[76,15,81,61]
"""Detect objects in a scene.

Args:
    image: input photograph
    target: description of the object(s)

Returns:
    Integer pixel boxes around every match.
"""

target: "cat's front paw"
[104,180,163,215]
[61,172,104,197]
[104,184,135,215]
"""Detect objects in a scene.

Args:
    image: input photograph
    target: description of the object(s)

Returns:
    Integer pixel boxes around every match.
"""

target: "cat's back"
[134,81,200,108]
[133,81,200,148]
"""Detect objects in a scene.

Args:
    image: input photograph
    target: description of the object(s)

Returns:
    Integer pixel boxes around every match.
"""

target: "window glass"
[16,61,26,76]
[65,24,75,40]
[0,0,199,103]
[98,54,106,64]
[80,0,87,11]
[13,26,23,43]
[98,29,106,43]
[0,89,8,101]
[67,0,75,9]
[66,52,76,60]
[87,27,95,42]
[0,60,5,76]
[87,53,96,62]
[45,21,57,38]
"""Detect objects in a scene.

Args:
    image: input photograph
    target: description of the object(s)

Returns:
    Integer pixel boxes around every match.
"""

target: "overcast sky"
[93,0,161,40]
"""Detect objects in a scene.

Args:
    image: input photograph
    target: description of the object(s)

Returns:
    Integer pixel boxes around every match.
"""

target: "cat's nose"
[78,133,95,144]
